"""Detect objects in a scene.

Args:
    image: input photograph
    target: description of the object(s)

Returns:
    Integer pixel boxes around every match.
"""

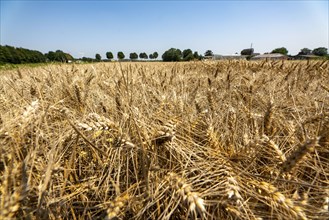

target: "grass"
[0,63,53,71]
[0,60,328,219]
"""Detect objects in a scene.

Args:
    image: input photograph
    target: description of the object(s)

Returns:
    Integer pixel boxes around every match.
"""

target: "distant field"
[0,60,328,219]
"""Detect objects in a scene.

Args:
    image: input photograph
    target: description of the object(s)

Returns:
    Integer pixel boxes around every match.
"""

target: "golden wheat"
[0,60,328,219]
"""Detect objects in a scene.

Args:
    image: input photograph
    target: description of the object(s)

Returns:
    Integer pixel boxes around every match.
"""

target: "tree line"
[240,47,328,57]
[94,51,159,61]
[0,45,74,64]
[0,45,46,64]
[1,44,328,65]
[94,50,201,62]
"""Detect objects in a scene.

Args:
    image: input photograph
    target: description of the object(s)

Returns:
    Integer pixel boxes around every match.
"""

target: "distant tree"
[271,47,288,55]
[46,50,73,62]
[82,57,93,62]
[182,49,194,61]
[65,53,74,60]
[139,52,148,59]
[1,45,19,63]
[240,48,254,56]
[298,48,312,55]
[45,51,56,61]
[177,49,182,57]
[0,45,47,64]
[312,47,328,56]
[204,50,214,57]
[162,48,182,62]
[95,53,101,61]
[130,52,138,60]
[16,48,27,63]
[117,51,125,60]
[31,49,46,63]
[152,52,158,59]
[0,46,9,64]
[193,51,201,60]
[149,54,154,59]
[106,52,114,60]
[54,50,66,62]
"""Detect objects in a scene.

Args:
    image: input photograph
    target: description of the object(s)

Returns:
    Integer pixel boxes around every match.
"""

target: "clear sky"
[1,0,328,58]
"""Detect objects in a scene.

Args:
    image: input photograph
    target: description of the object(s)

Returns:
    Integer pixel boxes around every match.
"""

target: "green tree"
[82,57,93,62]
[0,46,7,64]
[106,52,114,60]
[271,47,288,55]
[149,54,154,59]
[64,53,74,62]
[162,48,182,62]
[45,50,73,62]
[95,53,101,61]
[55,50,65,62]
[117,51,125,60]
[17,48,28,63]
[240,48,254,56]
[298,48,312,55]
[312,47,328,56]
[1,46,13,63]
[46,51,56,61]
[182,49,194,61]
[193,51,201,60]
[204,50,213,57]
[130,52,138,60]
[152,52,158,59]
[0,45,46,64]
[139,52,148,59]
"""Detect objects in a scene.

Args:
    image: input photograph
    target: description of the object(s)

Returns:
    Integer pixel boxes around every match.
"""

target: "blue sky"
[1,0,328,58]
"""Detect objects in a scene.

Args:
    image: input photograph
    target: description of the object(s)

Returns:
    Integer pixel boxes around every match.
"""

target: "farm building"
[213,54,248,60]
[251,53,288,60]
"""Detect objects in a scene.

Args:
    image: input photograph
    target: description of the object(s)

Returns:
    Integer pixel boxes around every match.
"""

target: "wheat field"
[0,60,328,219]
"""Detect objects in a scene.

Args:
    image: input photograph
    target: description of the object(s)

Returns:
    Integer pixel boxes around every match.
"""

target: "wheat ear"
[254,181,307,220]
[281,138,319,173]
[166,172,206,218]
[105,194,130,220]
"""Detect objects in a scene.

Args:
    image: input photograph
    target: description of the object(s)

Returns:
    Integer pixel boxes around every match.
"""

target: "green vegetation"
[149,52,159,60]
[139,52,148,60]
[0,62,49,71]
[81,57,94,62]
[1,44,329,65]
[117,51,125,60]
[129,52,138,60]
[0,45,46,64]
[152,52,158,59]
[312,47,328,56]
[193,51,201,60]
[204,50,214,56]
[298,48,312,55]
[95,53,102,61]
[45,50,73,62]
[162,48,182,62]
[106,51,114,60]
[182,49,194,61]
[240,48,254,56]
[271,47,288,55]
